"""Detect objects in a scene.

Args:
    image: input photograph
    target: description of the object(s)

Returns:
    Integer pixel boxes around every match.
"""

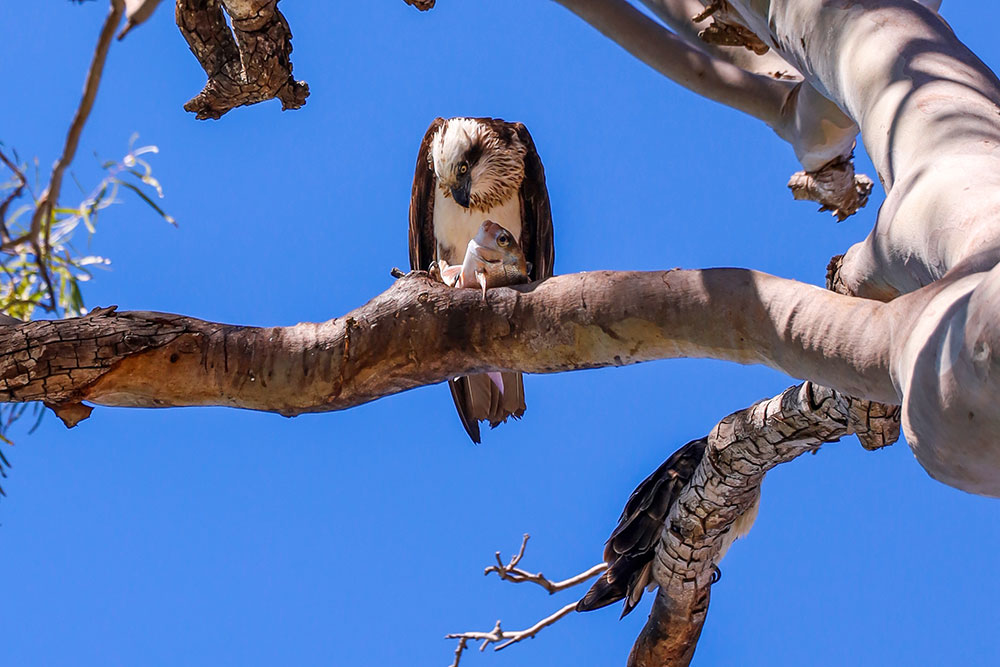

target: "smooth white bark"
[711,0,1000,493]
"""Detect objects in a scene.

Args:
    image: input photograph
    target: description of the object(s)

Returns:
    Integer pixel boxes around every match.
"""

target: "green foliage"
[0,134,174,322]
[0,134,174,454]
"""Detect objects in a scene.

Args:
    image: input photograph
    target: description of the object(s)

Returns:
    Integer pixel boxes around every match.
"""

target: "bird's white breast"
[432,189,522,264]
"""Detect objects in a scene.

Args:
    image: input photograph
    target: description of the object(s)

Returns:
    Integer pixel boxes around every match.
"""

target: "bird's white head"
[430,118,526,211]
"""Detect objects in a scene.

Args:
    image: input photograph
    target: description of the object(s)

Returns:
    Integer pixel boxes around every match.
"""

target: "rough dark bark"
[629,382,896,666]
[176,0,308,119]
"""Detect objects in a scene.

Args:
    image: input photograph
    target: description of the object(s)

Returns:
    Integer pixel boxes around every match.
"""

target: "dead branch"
[448,535,604,664]
[447,601,579,659]
[485,534,607,594]
[402,0,435,10]
[690,0,721,24]
[176,0,309,120]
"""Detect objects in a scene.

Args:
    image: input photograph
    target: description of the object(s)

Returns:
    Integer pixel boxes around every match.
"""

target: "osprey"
[409,117,554,443]
[577,439,760,617]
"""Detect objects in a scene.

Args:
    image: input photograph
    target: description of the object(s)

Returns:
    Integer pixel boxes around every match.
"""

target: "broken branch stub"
[632,383,860,666]
[787,154,875,222]
[176,0,308,120]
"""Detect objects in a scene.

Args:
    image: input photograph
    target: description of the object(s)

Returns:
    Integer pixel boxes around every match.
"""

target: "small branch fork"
[484,534,607,594]
[446,602,579,661]
[446,535,605,666]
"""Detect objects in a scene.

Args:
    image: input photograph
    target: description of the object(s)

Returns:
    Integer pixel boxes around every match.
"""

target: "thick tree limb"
[0,270,903,422]
[628,382,871,666]
[176,0,308,119]
[711,0,1000,494]
[554,0,868,212]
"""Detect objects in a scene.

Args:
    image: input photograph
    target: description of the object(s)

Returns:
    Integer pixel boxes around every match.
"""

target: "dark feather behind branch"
[577,438,706,617]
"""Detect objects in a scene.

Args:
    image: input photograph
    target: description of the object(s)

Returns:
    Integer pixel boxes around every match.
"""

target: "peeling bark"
[176,0,308,120]
[633,383,860,666]
[787,154,874,221]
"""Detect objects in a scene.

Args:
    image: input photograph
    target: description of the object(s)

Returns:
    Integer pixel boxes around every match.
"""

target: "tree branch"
[447,535,603,664]
[447,601,579,659]
[637,0,797,77]
[0,270,903,424]
[1,0,123,265]
[552,0,793,126]
[176,0,309,120]
[626,382,871,666]
[484,534,607,594]
[553,0,868,214]
[0,149,27,245]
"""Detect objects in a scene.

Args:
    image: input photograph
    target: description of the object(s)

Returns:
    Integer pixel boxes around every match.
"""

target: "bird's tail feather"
[448,372,526,444]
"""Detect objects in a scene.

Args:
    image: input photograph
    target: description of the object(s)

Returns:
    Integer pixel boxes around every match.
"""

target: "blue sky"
[3,2,1000,665]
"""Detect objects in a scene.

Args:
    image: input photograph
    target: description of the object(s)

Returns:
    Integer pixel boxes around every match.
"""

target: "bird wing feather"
[410,117,547,444]
[409,117,445,272]
[577,438,707,617]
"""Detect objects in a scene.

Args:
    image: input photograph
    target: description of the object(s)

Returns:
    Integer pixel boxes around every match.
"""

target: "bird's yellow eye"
[458,163,469,175]
[497,233,511,247]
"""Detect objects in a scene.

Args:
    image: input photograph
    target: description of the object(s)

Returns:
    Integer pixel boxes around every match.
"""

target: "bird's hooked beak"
[450,174,472,208]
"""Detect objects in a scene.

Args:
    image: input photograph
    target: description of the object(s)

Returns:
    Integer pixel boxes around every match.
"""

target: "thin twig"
[18,0,124,260]
[447,637,468,667]
[446,600,579,660]
[692,0,722,23]
[445,535,604,663]
[0,149,27,244]
[485,534,607,594]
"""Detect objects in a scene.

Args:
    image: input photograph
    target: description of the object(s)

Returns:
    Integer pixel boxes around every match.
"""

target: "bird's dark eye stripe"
[464,143,484,167]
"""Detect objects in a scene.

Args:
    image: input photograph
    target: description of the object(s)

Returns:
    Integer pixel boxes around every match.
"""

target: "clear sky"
[4,2,1000,666]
